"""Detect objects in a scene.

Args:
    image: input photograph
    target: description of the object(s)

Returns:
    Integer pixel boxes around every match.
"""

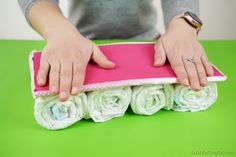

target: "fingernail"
[71,87,79,95]
[38,78,44,85]
[50,86,58,94]
[182,78,189,86]
[59,91,68,99]
[109,61,115,65]
[110,62,116,67]
[154,58,162,65]
[193,83,201,91]
[201,78,207,84]
[210,70,214,76]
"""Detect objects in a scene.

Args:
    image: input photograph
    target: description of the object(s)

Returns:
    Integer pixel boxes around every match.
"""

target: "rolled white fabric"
[173,82,218,112]
[86,86,132,122]
[34,93,87,130]
[130,84,174,115]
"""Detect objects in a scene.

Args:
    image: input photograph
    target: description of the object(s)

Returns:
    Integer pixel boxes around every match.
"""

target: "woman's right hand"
[37,23,115,102]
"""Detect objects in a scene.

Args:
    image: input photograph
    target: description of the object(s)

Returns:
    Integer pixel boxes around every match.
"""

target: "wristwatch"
[181,11,203,33]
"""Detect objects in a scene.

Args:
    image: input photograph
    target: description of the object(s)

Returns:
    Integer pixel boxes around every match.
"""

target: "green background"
[0,40,235,157]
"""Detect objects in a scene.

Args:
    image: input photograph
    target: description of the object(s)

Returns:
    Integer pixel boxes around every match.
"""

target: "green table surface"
[0,40,235,157]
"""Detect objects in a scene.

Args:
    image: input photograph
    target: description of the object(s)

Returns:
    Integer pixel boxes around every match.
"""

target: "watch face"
[185,11,203,25]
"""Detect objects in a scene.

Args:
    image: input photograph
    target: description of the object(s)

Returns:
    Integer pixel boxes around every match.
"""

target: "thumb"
[154,40,166,66]
[91,44,115,69]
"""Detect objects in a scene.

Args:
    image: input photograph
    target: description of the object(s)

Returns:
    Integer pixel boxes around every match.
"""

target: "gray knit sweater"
[18,0,199,39]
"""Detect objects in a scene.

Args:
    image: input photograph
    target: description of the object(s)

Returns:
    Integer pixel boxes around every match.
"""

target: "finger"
[154,41,166,66]
[169,56,189,86]
[37,58,50,86]
[201,54,214,76]
[195,58,208,87]
[183,57,201,91]
[59,62,72,102]
[71,62,86,95]
[49,60,60,95]
[92,44,115,69]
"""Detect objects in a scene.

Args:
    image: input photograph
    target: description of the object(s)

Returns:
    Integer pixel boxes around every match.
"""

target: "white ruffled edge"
[29,42,227,98]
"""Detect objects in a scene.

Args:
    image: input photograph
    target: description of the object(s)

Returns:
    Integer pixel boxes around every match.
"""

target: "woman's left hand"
[154,17,214,91]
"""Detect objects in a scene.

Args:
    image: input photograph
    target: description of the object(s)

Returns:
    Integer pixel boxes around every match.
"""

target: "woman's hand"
[37,23,115,102]
[28,1,115,102]
[154,17,214,91]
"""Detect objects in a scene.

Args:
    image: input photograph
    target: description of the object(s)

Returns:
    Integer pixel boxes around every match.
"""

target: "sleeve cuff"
[19,0,59,26]
[161,0,199,29]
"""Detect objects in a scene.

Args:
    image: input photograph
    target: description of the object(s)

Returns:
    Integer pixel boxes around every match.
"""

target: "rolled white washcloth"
[130,84,174,115]
[173,82,218,112]
[86,86,132,122]
[34,93,87,130]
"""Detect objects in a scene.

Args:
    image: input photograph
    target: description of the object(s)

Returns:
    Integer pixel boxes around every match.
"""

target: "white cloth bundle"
[173,83,218,112]
[34,83,218,130]
[86,86,132,122]
[130,84,174,115]
[34,93,87,130]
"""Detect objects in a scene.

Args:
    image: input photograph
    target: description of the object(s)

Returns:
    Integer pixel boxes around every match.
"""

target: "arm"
[18,0,115,101]
[154,0,213,91]
[161,0,199,28]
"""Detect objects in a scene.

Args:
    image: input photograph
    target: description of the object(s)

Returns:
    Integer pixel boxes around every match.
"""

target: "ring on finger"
[183,57,196,64]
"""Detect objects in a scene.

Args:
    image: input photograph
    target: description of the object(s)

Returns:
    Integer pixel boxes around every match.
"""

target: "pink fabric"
[31,43,224,93]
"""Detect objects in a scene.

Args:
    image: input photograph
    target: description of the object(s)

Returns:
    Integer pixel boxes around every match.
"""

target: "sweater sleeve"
[18,0,59,24]
[161,0,199,28]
